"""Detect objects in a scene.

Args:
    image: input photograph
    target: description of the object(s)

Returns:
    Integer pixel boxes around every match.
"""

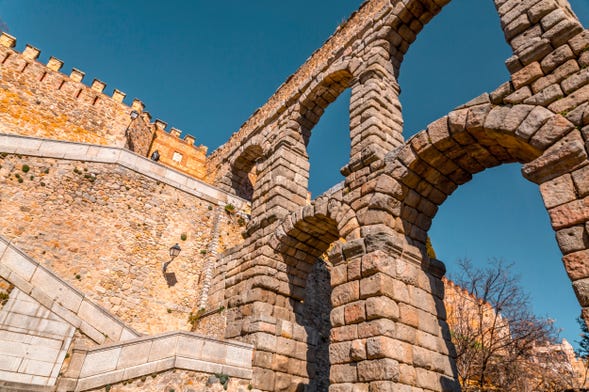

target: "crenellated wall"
[148,121,208,181]
[0,33,153,152]
[0,33,209,177]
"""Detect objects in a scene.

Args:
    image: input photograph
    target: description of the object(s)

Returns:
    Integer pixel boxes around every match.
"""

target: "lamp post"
[162,243,181,273]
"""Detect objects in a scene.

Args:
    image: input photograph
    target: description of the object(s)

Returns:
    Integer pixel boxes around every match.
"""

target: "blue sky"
[2,0,589,347]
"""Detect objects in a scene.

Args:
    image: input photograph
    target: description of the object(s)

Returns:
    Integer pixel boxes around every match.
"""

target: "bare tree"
[447,258,571,391]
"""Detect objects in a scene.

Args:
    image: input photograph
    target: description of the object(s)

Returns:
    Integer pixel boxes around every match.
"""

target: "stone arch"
[373,100,589,316]
[263,191,362,390]
[230,142,264,201]
[295,65,354,145]
[378,101,580,244]
[375,0,584,78]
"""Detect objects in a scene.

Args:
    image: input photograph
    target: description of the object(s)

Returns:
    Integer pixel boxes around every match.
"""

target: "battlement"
[148,119,208,180]
[0,32,208,177]
[0,32,144,110]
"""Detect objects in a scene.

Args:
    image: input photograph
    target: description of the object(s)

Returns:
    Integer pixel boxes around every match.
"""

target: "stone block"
[549,197,589,231]
[76,368,125,391]
[523,130,587,184]
[331,363,358,383]
[332,280,360,307]
[0,369,33,384]
[505,86,532,104]
[176,356,223,374]
[330,325,359,343]
[556,226,588,255]
[539,173,576,209]
[120,361,156,380]
[511,62,543,89]
[357,319,396,340]
[116,340,152,369]
[544,19,583,48]
[549,83,589,114]
[562,68,589,95]
[357,358,399,381]
[517,38,553,66]
[252,367,275,391]
[221,363,252,379]
[0,355,22,372]
[416,367,440,390]
[360,273,398,300]
[365,296,399,321]
[79,347,121,378]
[524,84,564,106]
[92,146,121,163]
[30,267,83,313]
[18,358,54,377]
[569,30,589,54]
[330,341,353,365]
[77,300,123,341]
[541,44,574,73]
[344,301,366,324]
[564,250,589,282]
[148,356,175,373]
[361,251,396,278]
[366,335,411,363]
[527,0,557,24]
[574,165,589,198]
[1,247,37,281]
[79,320,105,344]
[50,302,82,329]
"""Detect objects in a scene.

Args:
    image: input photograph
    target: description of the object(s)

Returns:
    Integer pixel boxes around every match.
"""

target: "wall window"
[172,151,183,163]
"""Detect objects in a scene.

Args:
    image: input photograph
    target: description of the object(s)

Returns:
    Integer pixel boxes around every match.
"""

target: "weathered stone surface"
[512,62,544,89]
[357,358,399,382]
[573,165,589,197]
[549,197,589,230]
[574,278,589,307]
[557,226,588,255]
[515,105,554,140]
[564,250,589,280]
[523,130,587,183]
[541,44,574,73]
[539,174,577,209]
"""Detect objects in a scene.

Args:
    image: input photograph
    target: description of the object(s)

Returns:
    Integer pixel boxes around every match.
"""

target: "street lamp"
[162,243,181,273]
[124,110,140,148]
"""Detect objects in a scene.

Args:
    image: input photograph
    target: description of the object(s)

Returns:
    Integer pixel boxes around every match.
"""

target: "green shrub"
[21,164,30,173]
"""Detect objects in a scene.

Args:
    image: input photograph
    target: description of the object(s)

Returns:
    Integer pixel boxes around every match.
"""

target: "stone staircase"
[0,237,253,391]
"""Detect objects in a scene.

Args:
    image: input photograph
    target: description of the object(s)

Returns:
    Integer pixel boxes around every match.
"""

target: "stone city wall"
[0,151,246,336]
[0,33,210,177]
[148,125,208,181]
[0,34,151,151]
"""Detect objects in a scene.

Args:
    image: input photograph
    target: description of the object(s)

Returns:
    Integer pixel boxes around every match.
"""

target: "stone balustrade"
[58,331,253,391]
[0,236,139,345]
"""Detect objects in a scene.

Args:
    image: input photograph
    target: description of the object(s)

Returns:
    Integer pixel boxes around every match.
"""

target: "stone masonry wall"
[206,0,392,183]
[0,153,245,335]
[85,370,252,392]
[148,126,208,181]
[0,34,152,152]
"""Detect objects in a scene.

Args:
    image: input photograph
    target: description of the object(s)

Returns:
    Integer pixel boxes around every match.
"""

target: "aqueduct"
[0,0,588,390]
[205,0,589,390]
